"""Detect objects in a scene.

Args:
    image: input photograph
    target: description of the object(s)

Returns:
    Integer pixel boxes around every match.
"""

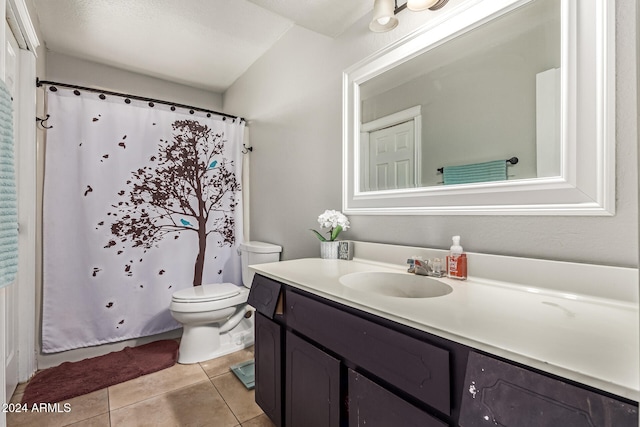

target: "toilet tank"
[239,241,282,287]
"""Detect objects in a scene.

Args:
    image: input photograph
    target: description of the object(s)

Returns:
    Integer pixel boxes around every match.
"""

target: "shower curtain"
[42,87,244,353]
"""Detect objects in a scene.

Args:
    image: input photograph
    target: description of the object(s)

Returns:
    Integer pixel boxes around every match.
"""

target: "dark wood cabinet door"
[255,313,282,427]
[285,331,341,427]
[459,352,638,427]
[348,369,448,427]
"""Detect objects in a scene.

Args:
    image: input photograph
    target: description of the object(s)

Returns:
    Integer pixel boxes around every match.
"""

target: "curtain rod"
[36,78,243,122]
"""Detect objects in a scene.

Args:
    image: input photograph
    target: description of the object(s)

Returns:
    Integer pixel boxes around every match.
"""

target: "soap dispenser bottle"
[447,235,467,280]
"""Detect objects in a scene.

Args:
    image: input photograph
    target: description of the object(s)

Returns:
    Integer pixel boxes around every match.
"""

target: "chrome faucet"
[407,258,430,276]
[407,257,444,277]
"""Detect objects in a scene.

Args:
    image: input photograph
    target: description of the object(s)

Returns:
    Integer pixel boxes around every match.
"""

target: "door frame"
[2,0,39,407]
[16,37,37,383]
[5,17,20,401]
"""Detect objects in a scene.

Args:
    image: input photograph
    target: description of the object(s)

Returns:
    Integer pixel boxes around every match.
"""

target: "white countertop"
[250,249,639,401]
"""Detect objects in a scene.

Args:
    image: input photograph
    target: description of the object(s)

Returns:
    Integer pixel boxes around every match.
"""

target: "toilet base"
[177,316,254,364]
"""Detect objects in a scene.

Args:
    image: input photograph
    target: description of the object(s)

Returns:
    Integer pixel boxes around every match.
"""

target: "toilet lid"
[172,283,241,303]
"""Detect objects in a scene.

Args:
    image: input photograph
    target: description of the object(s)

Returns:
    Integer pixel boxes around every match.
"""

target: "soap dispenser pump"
[447,235,467,280]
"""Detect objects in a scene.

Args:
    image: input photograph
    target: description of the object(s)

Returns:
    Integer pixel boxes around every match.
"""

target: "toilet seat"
[170,286,249,314]
[171,283,240,303]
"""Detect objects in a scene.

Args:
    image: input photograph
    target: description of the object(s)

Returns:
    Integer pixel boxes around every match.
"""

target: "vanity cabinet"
[248,274,638,427]
[459,352,638,427]
[249,274,463,426]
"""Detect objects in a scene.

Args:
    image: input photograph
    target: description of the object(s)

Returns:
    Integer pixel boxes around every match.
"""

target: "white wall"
[45,51,223,111]
[224,1,638,268]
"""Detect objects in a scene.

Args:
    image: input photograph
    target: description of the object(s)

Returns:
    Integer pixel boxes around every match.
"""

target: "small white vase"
[320,241,340,259]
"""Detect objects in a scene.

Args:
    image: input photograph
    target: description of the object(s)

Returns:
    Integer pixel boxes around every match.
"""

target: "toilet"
[169,241,282,364]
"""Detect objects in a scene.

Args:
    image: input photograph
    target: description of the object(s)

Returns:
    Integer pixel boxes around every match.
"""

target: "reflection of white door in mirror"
[361,106,422,192]
[368,122,415,191]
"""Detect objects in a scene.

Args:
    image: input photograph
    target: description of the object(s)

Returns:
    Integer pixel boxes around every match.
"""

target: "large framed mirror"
[343,0,615,215]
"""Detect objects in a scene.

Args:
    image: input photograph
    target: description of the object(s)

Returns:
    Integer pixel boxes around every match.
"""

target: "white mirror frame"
[342,0,615,216]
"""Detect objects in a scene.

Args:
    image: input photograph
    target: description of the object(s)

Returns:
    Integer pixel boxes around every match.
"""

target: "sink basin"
[339,272,453,298]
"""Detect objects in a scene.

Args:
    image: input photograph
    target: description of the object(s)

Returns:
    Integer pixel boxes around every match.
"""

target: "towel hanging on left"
[0,80,18,288]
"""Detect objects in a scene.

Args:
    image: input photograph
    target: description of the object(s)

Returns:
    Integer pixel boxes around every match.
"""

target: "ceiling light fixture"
[370,0,449,32]
[370,0,399,32]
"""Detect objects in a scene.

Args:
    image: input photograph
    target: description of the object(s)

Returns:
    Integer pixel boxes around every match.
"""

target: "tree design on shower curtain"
[101,119,240,286]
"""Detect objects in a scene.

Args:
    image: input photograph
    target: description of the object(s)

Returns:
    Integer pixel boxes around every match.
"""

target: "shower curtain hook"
[36,114,53,129]
[242,144,253,154]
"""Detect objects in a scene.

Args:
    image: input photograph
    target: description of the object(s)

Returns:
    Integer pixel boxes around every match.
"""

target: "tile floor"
[7,346,275,427]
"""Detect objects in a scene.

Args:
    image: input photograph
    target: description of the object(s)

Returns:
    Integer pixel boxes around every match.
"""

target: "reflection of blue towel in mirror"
[443,159,507,185]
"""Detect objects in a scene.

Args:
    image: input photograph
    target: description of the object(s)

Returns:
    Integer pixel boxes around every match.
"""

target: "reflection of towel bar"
[437,157,518,174]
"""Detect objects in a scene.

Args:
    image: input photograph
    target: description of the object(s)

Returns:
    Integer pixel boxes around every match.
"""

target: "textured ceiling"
[32,0,372,92]
[246,0,372,38]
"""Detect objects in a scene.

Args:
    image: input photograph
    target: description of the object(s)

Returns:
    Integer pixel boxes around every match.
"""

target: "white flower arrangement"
[310,209,350,242]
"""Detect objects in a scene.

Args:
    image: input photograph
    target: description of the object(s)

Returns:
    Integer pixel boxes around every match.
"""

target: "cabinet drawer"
[248,274,282,318]
[349,369,447,427]
[285,290,451,415]
[460,352,639,427]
